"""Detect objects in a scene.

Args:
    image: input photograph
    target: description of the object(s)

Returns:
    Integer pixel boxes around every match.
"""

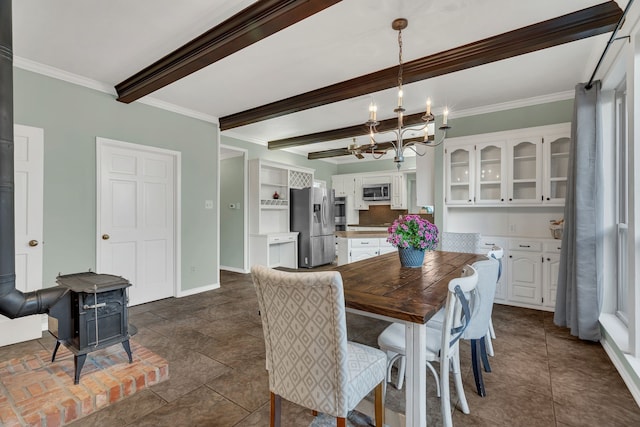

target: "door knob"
[102,234,110,240]
[28,240,38,247]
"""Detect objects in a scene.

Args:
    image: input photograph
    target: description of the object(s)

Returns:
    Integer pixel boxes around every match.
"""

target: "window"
[614,83,629,324]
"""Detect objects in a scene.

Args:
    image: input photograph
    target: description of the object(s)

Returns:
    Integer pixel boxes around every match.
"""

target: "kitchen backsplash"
[357,205,434,226]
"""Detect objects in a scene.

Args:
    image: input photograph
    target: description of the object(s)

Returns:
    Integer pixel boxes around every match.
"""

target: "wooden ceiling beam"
[219,1,621,136]
[278,112,428,149]
[115,0,341,103]
[307,138,425,160]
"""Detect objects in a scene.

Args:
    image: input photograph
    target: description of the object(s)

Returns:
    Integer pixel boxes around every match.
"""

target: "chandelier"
[362,18,450,170]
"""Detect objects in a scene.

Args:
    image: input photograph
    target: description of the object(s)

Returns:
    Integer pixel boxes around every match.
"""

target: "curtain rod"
[586,0,635,89]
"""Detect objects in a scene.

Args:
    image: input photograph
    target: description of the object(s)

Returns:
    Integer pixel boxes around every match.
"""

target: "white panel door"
[0,125,44,346]
[97,139,177,306]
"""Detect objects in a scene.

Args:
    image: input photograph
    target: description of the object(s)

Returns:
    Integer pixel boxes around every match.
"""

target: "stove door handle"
[83,302,106,310]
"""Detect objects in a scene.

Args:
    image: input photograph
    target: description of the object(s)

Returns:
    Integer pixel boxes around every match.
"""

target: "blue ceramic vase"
[398,247,425,268]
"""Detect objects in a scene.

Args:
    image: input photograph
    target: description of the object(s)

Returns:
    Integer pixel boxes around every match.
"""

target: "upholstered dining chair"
[377,265,479,427]
[440,232,482,254]
[251,265,386,427]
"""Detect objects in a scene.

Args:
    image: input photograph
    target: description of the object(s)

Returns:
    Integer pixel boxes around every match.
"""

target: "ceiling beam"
[307,138,425,160]
[115,0,341,103]
[281,113,429,150]
[219,1,621,136]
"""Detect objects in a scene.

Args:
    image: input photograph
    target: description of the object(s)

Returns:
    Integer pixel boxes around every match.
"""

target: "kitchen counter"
[335,230,389,238]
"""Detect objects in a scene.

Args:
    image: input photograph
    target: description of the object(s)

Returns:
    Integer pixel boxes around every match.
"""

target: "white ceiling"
[11,0,620,165]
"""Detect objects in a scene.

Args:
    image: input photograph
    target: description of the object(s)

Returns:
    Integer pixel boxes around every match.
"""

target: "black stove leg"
[51,340,62,362]
[74,354,87,385]
[122,339,133,363]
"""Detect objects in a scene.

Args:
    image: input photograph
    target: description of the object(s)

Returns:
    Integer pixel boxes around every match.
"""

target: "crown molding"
[448,90,574,119]
[14,56,115,94]
[13,56,219,125]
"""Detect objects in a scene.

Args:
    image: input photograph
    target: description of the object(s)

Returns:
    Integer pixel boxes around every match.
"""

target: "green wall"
[220,135,338,183]
[220,156,244,270]
[13,68,218,292]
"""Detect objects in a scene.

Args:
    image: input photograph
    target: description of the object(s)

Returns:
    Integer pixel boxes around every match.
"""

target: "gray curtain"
[554,81,603,341]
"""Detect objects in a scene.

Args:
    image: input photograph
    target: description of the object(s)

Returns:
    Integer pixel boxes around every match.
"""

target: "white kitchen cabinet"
[337,237,395,265]
[250,232,299,269]
[444,123,570,207]
[391,173,407,209]
[378,238,396,255]
[332,174,356,198]
[543,241,562,309]
[353,176,367,210]
[507,136,543,204]
[507,240,543,306]
[543,130,571,204]
[445,144,474,205]
[475,141,507,205]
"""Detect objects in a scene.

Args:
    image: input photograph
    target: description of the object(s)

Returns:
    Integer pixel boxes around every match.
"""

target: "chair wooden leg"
[270,392,281,427]
[337,417,347,427]
[312,410,318,416]
[374,382,385,427]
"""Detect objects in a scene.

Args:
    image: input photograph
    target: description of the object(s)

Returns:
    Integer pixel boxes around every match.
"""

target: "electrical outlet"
[229,203,236,209]
[205,200,214,209]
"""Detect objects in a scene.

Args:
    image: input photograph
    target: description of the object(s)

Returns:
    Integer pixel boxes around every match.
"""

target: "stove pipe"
[0,0,66,319]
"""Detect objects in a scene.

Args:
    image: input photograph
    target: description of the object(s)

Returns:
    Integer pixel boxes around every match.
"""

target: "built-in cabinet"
[249,159,313,268]
[445,123,570,207]
[479,235,561,311]
[336,237,394,266]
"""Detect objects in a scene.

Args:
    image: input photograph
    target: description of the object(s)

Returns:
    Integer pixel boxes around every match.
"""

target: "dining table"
[335,250,486,427]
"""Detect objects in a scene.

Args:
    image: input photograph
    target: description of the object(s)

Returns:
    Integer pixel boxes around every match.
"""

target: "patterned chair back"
[251,265,350,417]
[441,232,482,254]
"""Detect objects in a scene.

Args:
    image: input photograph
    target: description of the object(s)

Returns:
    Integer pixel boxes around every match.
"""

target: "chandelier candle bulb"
[398,89,403,107]
[369,103,377,121]
[426,98,432,115]
[443,108,449,126]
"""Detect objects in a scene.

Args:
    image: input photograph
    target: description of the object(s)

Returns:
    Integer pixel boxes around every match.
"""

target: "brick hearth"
[0,340,168,426]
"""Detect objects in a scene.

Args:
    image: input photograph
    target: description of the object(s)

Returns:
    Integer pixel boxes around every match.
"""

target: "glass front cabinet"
[444,123,570,207]
[543,132,571,204]
[475,141,507,204]
[445,145,474,205]
[507,137,543,204]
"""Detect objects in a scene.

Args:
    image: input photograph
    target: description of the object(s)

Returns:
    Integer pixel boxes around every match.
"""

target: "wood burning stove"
[48,272,136,384]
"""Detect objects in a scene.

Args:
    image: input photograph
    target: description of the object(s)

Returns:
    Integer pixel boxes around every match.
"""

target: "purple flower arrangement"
[387,215,439,251]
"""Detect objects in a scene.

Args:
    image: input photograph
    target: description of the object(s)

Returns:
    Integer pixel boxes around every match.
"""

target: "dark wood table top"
[335,251,486,324]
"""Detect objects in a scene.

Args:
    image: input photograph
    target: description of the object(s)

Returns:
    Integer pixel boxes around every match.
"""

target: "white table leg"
[404,322,427,427]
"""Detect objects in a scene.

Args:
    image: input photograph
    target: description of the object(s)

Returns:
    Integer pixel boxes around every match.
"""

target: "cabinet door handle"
[509,198,513,201]
[546,258,551,261]
[519,244,530,248]
[361,242,369,244]
[509,255,513,258]
[557,247,561,250]
[501,198,504,202]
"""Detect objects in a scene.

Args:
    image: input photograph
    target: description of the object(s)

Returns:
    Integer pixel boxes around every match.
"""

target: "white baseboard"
[601,338,640,407]
[220,265,250,274]
[176,282,220,297]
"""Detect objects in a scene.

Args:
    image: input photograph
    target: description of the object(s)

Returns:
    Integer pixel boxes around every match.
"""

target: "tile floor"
[1,269,639,426]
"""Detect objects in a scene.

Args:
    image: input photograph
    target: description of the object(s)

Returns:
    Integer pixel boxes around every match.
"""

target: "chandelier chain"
[397,28,403,90]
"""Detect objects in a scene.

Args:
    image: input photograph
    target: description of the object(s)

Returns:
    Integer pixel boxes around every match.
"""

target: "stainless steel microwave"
[362,183,390,201]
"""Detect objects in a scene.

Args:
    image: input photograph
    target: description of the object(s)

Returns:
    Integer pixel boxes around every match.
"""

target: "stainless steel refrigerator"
[290,187,335,268]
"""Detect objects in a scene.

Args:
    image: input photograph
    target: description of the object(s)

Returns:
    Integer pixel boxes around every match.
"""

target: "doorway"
[96,137,180,306]
[0,125,44,346]
[219,145,248,273]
